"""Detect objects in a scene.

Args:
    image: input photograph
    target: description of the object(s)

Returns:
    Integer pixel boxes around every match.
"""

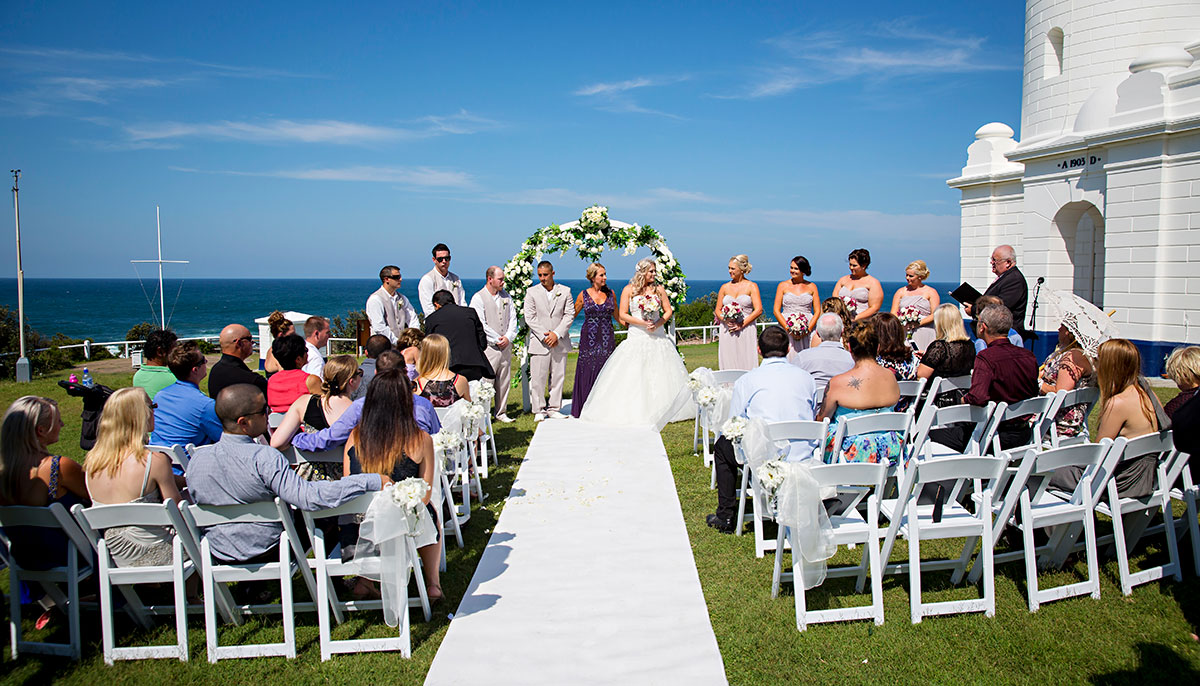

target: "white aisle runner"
[425,419,727,685]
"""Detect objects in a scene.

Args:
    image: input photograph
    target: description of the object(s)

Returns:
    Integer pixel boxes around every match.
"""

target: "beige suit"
[471,286,516,417]
[524,283,574,415]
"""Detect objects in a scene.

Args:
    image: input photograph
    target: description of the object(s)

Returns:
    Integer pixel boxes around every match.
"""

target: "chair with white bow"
[771,462,888,631]
[734,419,829,558]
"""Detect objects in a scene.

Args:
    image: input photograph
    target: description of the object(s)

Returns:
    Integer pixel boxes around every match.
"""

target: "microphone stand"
[1026,276,1045,342]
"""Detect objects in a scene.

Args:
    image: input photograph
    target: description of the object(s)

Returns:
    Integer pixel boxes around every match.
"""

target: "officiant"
[424,289,494,382]
[962,244,1028,334]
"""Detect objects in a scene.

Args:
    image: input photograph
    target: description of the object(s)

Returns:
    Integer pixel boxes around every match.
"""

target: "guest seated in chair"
[819,319,903,464]
[150,341,223,450]
[266,334,321,414]
[932,304,1038,453]
[343,369,442,600]
[132,329,179,400]
[1052,339,1170,498]
[186,384,388,565]
[84,387,185,568]
[262,312,293,376]
[270,355,362,470]
[970,295,1022,353]
[1164,346,1200,420]
[705,326,818,534]
[352,335,391,401]
[1038,318,1096,441]
[397,328,424,382]
[208,323,268,400]
[794,312,854,395]
[916,304,976,407]
[415,334,471,408]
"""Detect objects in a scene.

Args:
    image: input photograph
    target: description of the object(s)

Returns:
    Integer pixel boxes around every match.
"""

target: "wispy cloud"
[721,19,1013,99]
[483,186,719,210]
[573,75,689,118]
[121,110,498,146]
[171,165,474,188]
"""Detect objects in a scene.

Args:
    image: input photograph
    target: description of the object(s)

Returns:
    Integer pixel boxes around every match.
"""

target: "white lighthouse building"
[949,0,1200,372]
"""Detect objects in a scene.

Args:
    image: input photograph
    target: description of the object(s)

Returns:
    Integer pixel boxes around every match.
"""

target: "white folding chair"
[288,445,345,469]
[896,378,927,411]
[268,412,286,430]
[907,402,997,461]
[183,498,320,662]
[1048,387,1100,448]
[1013,441,1123,611]
[300,492,430,661]
[1168,448,1199,576]
[828,411,913,464]
[772,462,888,631]
[813,385,826,409]
[693,369,747,457]
[147,443,194,471]
[918,374,972,419]
[71,500,212,663]
[1092,430,1184,595]
[987,395,1059,456]
[435,407,483,507]
[0,502,94,659]
[897,458,1008,623]
[734,419,829,558]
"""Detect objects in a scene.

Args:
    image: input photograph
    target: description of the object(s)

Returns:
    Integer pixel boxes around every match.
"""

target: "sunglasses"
[387,274,402,281]
[243,404,270,418]
[236,335,253,344]
[435,255,451,262]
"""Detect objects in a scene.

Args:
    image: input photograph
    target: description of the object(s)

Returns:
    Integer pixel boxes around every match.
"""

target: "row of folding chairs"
[1,489,434,663]
[768,429,1193,630]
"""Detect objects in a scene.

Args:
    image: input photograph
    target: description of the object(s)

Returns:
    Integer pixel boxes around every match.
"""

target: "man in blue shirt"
[150,341,223,450]
[970,295,1023,352]
[707,326,817,534]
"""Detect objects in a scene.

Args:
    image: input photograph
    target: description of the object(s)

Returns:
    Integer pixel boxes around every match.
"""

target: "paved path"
[425,419,726,685]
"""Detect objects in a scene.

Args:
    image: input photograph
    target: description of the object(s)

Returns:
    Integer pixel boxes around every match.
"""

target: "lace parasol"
[1047,290,1119,358]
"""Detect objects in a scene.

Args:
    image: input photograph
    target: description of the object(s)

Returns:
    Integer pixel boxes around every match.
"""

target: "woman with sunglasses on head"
[272,355,362,463]
[84,387,185,568]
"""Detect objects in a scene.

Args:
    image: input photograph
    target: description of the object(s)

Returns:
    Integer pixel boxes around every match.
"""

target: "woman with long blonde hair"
[916,304,976,406]
[578,258,695,429]
[714,254,763,370]
[85,387,184,567]
[416,334,471,407]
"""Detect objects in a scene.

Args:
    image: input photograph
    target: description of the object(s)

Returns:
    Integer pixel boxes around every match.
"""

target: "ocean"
[1,277,960,344]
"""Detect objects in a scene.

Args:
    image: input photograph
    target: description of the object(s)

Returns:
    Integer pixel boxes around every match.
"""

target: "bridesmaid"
[773,255,821,361]
[715,254,763,370]
[832,248,883,320]
[570,263,618,418]
[890,259,940,354]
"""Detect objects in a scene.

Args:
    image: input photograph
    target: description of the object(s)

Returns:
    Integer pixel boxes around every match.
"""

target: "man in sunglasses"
[366,265,417,343]
[209,323,268,400]
[418,242,465,316]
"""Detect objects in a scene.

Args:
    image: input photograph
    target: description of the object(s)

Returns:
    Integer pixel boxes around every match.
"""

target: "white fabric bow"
[738,418,836,590]
[689,367,733,430]
[355,483,425,627]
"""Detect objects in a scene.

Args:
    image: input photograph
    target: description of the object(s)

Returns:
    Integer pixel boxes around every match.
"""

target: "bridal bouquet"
[580,205,610,232]
[897,304,923,329]
[388,477,429,533]
[840,296,859,317]
[783,311,811,338]
[721,416,748,443]
[756,459,788,513]
[631,293,662,322]
[719,301,744,326]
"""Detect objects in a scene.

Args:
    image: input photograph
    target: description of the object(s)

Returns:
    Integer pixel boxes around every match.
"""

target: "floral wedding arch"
[504,205,687,361]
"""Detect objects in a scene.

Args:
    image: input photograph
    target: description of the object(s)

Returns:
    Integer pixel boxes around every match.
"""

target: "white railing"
[4,335,222,360]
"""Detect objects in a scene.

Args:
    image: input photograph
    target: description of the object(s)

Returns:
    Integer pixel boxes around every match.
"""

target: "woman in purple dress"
[570,263,619,417]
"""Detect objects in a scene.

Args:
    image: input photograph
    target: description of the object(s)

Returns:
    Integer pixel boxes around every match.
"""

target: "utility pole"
[132,206,188,330]
[12,169,30,382]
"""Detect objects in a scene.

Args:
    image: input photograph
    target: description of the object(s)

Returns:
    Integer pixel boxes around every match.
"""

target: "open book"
[950,282,984,306]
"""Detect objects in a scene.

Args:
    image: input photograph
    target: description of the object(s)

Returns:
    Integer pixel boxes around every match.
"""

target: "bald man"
[208,323,268,399]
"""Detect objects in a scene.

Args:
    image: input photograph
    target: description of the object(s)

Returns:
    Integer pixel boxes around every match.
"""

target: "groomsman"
[418,242,465,316]
[365,265,417,344]
[524,261,574,421]
[470,266,518,422]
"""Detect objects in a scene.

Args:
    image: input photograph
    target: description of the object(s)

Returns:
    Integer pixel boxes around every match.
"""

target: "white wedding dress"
[579,298,696,431]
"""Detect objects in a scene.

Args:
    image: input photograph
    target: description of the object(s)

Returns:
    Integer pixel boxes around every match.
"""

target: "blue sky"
[0,1,1023,284]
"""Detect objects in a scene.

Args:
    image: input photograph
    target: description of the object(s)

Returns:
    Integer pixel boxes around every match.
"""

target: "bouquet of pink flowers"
[897,304,923,329]
[840,296,858,317]
[783,311,810,337]
[720,301,744,325]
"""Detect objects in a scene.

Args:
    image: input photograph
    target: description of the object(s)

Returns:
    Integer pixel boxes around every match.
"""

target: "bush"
[330,309,367,354]
[125,322,159,350]
[0,306,114,379]
[674,291,718,340]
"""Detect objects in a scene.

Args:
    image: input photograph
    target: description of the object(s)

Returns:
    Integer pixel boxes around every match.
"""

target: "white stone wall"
[958,180,1025,296]
[1021,0,1200,143]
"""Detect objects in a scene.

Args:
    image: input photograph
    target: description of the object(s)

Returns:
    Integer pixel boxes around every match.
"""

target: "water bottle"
[81,368,94,388]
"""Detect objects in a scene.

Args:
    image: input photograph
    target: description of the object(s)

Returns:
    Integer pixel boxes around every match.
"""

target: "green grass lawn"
[2,346,1198,683]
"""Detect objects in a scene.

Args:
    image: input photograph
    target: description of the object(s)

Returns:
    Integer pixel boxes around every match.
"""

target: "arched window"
[1045,27,1064,79]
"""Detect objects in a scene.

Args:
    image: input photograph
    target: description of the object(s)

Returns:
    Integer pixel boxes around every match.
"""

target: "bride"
[579,258,696,430]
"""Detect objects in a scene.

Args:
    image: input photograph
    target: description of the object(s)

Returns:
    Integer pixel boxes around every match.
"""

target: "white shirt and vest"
[418,269,465,316]
[365,286,416,344]
[469,287,518,347]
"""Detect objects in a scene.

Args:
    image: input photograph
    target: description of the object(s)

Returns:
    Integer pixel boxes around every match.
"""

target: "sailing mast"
[131,206,189,330]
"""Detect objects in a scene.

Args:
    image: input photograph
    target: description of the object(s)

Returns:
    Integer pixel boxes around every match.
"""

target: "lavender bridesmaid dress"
[571,289,616,418]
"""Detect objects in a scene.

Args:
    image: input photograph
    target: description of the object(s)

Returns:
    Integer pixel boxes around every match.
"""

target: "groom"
[524,260,574,421]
